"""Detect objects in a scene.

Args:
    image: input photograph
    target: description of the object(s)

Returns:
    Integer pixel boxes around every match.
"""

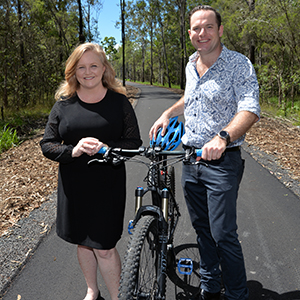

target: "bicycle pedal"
[128,220,134,235]
[177,258,193,275]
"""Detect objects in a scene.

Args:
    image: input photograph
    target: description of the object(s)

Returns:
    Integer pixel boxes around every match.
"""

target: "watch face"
[220,131,227,138]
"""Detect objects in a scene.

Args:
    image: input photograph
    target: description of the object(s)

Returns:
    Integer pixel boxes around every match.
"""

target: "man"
[149,5,260,300]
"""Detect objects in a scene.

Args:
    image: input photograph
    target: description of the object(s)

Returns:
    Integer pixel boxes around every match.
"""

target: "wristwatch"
[218,130,230,146]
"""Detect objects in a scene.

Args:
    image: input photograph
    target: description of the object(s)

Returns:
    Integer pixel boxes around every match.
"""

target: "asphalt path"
[2,83,300,300]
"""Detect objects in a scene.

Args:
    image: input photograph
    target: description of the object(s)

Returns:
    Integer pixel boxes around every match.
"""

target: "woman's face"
[75,50,106,91]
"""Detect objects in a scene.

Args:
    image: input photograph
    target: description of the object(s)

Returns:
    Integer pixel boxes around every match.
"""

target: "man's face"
[188,10,223,57]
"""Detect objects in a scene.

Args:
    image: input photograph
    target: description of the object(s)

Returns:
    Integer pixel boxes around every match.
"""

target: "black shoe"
[200,289,221,300]
[96,291,105,300]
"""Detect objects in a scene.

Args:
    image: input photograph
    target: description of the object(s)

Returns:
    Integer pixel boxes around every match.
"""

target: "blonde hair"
[55,43,125,100]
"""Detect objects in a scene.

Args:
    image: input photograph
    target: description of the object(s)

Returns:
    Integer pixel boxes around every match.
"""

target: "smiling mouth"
[199,39,209,43]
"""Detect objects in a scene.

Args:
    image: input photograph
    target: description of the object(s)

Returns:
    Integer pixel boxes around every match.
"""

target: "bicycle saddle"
[150,116,185,151]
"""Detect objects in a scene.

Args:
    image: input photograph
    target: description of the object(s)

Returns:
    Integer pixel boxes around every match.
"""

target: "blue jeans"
[181,150,248,300]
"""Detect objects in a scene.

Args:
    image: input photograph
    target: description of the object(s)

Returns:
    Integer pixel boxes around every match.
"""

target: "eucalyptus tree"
[214,0,300,110]
[154,0,171,87]
[0,0,102,111]
[124,0,157,83]
[252,0,300,109]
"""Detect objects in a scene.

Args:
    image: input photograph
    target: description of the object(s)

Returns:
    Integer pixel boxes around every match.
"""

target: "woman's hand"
[72,137,107,157]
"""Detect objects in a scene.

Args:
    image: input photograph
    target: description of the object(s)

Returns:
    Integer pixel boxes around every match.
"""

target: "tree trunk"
[142,41,145,82]
[17,0,27,107]
[3,1,10,108]
[150,19,153,85]
[121,0,126,86]
[248,0,255,64]
[156,0,171,87]
[77,0,85,43]
[178,0,186,89]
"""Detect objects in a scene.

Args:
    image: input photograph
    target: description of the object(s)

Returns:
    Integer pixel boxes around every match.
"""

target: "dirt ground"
[1,85,300,237]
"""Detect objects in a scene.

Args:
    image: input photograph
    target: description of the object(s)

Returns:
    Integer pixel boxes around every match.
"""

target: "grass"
[0,105,51,155]
[0,125,20,154]
[260,98,300,126]
[132,80,182,90]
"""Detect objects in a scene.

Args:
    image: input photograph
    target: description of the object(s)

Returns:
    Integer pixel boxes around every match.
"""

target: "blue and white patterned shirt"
[182,45,260,148]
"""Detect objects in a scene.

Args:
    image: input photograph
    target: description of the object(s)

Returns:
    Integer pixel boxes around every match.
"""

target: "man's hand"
[149,96,185,141]
[149,115,170,141]
[198,111,258,161]
[198,135,227,161]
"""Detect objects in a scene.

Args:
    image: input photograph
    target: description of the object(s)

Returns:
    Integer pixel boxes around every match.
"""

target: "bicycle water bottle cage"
[150,116,185,151]
[177,258,193,275]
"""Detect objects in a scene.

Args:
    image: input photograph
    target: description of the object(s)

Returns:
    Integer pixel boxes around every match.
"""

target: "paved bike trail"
[2,83,300,300]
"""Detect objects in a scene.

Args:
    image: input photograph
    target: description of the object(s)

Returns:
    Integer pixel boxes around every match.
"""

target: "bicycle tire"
[166,166,175,240]
[118,215,162,300]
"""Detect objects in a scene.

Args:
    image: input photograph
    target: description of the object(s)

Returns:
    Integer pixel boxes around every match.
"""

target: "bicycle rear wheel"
[167,243,201,297]
[118,215,161,300]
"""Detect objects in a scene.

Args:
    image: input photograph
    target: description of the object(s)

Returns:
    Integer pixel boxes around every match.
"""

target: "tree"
[78,0,85,43]
[101,36,118,59]
[120,0,126,86]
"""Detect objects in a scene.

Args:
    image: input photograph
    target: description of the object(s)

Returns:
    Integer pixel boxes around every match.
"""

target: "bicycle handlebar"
[98,146,202,157]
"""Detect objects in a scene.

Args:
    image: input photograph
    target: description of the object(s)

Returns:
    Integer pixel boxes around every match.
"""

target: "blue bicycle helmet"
[150,116,185,151]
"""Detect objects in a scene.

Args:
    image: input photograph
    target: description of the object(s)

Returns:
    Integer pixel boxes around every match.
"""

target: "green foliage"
[0,125,20,155]
[133,80,182,90]
[0,0,102,110]
[101,37,118,60]
[1,0,300,138]
[277,100,300,120]
[0,105,51,140]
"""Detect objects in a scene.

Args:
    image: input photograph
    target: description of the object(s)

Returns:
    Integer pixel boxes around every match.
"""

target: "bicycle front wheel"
[118,215,160,300]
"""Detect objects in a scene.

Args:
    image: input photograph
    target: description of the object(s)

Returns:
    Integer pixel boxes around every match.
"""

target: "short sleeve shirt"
[182,45,260,148]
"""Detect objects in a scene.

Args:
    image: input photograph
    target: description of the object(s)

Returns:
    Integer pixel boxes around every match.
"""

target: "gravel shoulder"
[1,85,300,298]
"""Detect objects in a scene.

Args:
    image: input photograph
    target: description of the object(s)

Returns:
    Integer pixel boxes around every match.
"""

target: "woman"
[40,43,142,300]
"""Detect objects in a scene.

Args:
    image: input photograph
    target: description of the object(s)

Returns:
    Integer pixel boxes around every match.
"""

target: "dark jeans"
[181,150,248,300]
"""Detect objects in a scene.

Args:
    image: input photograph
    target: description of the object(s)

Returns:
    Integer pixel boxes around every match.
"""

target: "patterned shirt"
[182,45,260,148]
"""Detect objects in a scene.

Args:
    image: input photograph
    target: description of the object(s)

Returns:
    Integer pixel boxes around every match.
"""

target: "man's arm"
[149,96,185,140]
[200,110,258,161]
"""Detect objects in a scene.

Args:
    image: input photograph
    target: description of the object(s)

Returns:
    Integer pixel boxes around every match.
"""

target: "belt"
[183,145,240,152]
[225,146,240,152]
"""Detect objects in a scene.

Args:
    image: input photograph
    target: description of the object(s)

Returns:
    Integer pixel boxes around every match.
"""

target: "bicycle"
[89,143,203,300]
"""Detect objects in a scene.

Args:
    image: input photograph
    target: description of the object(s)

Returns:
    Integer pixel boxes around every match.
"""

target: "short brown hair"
[189,5,222,28]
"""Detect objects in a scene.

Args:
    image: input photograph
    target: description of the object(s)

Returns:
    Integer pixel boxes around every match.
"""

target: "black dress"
[40,90,142,249]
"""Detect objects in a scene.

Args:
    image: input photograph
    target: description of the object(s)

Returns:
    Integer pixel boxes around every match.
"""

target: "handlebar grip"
[195,149,202,157]
[98,146,107,154]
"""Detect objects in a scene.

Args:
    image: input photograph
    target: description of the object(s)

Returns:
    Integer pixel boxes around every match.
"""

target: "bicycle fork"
[132,187,170,299]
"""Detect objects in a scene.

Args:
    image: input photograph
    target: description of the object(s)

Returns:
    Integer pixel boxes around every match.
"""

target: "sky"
[95,0,122,44]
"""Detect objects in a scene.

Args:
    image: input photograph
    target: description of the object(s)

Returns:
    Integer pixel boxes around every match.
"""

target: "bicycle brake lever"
[192,160,209,167]
[87,158,106,165]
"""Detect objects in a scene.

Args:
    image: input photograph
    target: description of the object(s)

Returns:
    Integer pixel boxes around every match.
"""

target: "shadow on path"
[168,243,300,300]
[248,281,300,300]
